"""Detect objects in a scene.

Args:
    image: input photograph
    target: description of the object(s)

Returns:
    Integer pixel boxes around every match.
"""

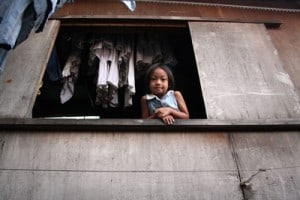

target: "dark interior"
[32,24,207,119]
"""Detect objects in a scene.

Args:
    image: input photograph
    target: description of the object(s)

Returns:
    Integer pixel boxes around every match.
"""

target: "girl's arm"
[174,91,189,119]
[155,91,189,119]
[141,95,174,124]
[141,95,157,119]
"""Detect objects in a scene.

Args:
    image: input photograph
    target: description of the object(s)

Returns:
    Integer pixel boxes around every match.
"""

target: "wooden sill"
[0,118,299,132]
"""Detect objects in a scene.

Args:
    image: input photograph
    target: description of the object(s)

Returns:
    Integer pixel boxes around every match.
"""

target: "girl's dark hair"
[144,64,175,94]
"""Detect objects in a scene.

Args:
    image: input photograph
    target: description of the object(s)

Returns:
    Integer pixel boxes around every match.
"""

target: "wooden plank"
[230,132,300,200]
[0,20,60,118]
[0,132,243,199]
[0,132,236,171]
[189,22,300,120]
[0,171,241,200]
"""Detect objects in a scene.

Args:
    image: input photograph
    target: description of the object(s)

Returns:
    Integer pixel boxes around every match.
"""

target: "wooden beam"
[51,15,282,29]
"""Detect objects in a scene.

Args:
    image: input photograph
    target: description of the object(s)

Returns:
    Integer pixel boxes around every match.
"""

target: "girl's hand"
[155,107,172,118]
[162,114,175,125]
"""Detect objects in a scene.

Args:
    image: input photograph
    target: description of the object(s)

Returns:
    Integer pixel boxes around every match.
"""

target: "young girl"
[141,64,189,124]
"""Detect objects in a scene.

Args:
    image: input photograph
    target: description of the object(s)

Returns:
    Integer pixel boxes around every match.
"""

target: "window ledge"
[0,118,299,132]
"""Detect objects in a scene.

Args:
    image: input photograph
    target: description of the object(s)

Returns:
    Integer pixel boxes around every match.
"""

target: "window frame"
[32,19,207,119]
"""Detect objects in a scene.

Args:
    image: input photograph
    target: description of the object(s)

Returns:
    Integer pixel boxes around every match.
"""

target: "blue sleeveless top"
[146,90,179,115]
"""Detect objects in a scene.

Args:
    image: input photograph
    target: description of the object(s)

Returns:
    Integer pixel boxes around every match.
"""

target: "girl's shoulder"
[165,90,181,97]
[173,90,183,96]
[141,95,147,100]
[173,90,184,99]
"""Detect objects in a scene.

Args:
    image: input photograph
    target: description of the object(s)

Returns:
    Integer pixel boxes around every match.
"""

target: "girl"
[141,64,189,124]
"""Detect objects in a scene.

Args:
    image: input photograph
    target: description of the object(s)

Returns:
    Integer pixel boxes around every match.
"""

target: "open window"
[32,21,207,119]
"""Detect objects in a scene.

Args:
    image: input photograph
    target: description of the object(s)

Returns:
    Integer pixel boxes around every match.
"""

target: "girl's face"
[149,67,169,98]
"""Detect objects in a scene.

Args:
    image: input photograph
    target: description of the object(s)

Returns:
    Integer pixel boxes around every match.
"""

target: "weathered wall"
[0,131,299,199]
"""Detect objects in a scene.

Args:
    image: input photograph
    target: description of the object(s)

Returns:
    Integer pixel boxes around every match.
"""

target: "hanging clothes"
[117,35,130,88]
[124,38,136,107]
[14,2,35,48]
[87,33,177,109]
[60,34,84,104]
[88,34,136,109]
[33,0,53,32]
[92,37,114,108]
[0,0,74,74]
[0,0,32,73]
[0,49,8,74]
[60,50,81,104]
[0,0,31,50]
[107,43,120,107]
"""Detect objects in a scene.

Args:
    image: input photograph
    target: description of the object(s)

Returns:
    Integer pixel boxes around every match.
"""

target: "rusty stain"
[4,79,12,83]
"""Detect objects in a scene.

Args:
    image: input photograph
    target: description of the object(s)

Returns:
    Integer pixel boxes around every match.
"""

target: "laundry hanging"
[60,34,84,104]
[86,33,177,109]
[89,35,136,108]
[59,32,177,109]
[0,0,74,74]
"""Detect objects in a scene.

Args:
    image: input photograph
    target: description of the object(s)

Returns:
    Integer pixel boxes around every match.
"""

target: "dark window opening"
[32,25,206,119]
